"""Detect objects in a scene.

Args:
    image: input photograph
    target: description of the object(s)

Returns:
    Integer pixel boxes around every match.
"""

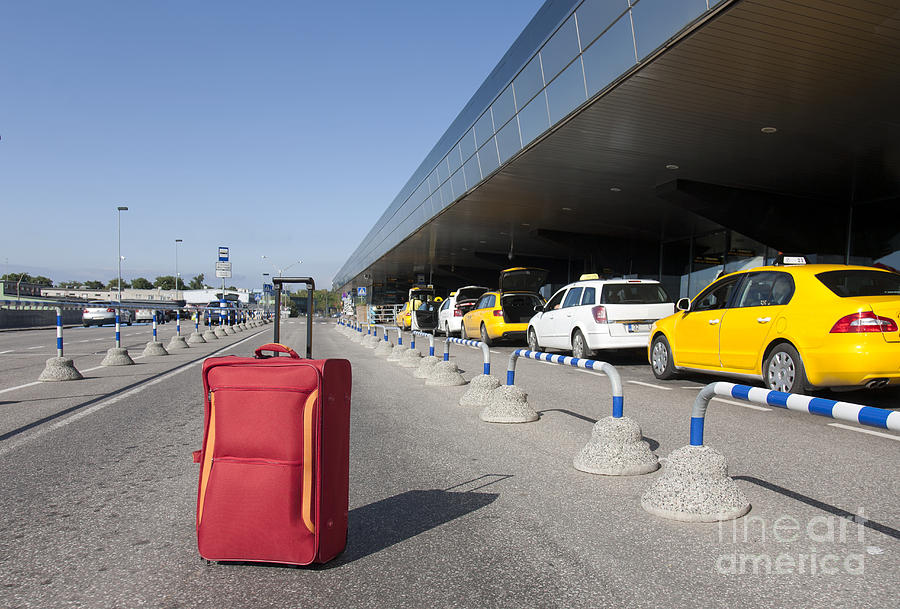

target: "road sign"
[218,247,229,262]
[357,287,367,296]
[215,260,232,278]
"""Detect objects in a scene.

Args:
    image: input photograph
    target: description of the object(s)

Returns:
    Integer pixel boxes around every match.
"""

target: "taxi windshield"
[816,270,900,297]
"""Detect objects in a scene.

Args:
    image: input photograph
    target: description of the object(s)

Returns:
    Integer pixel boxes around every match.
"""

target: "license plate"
[626,323,650,333]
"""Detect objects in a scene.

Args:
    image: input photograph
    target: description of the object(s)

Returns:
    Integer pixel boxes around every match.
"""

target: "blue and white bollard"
[143,311,169,356]
[446,338,499,407]
[39,306,83,381]
[102,307,134,366]
[412,331,439,378]
[169,309,190,349]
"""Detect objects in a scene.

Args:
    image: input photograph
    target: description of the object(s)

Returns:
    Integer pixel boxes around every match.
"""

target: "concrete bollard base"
[573,416,659,476]
[38,357,83,381]
[479,385,538,423]
[459,374,500,406]
[387,344,406,362]
[142,341,169,357]
[101,347,135,366]
[224,326,236,335]
[202,329,219,341]
[374,341,394,358]
[363,335,381,349]
[214,327,228,338]
[167,336,190,350]
[425,360,467,387]
[413,355,440,378]
[398,348,421,368]
[187,332,207,344]
[640,445,750,522]
[233,324,243,333]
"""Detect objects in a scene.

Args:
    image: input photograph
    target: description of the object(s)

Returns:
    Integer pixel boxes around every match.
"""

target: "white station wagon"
[527,275,675,358]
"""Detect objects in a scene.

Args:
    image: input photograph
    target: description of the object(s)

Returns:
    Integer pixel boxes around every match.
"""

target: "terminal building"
[334,0,900,302]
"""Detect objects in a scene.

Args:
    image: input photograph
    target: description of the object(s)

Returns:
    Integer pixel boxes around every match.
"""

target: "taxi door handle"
[708,319,720,325]
[757,317,771,323]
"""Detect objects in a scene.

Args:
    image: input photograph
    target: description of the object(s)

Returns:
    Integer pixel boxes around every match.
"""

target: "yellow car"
[648,259,900,393]
[395,286,437,330]
[461,268,547,346]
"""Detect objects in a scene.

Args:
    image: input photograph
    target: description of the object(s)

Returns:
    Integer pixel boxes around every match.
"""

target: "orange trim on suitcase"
[302,389,318,534]
[198,392,217,526]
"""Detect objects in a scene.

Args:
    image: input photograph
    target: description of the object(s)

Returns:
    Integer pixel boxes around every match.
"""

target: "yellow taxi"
[648,258,900,393]
[395,286,436,330]
[461,268,546,346]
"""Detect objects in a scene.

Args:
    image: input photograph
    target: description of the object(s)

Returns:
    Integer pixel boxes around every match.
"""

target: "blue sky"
[1,0,544,289]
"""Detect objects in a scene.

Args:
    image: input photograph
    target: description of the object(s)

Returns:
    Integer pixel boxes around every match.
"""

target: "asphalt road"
[0,320,897,608]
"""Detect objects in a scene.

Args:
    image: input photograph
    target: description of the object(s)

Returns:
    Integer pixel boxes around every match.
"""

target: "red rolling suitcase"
[194,278,350,565]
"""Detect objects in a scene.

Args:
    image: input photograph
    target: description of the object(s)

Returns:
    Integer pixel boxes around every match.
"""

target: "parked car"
[461,268,546,346]
[135,309,166,324]
[648,258,900,392]
[437,286,489,336]
[82,302,133,327]
[204,301,237,325]
[395,286,441,331]
[528,275,675,358]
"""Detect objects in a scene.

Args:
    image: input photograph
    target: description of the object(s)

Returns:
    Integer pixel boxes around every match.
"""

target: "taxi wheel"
[460,323,468,340]
[572,330,593,360]
[763,344,808,394]
[650,335,677,380]
[480,323,493,347]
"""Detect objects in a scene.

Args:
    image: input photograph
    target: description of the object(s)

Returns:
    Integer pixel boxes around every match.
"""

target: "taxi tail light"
[592,305,608,324]
[107,308,115,313]
[453,308,462,317]
[830,311,898,333]
[493,310,504,317]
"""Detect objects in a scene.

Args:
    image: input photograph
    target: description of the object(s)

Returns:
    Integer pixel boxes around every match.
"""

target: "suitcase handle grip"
[254,343,301,359]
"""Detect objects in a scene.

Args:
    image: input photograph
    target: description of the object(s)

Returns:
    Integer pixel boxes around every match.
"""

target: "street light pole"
[262,272,270,317]
[174,239,183,300]
[116,206,128,303]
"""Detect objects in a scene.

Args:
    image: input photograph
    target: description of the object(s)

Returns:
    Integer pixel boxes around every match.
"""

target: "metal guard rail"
[507,349,624,418]
[691,382,900,445]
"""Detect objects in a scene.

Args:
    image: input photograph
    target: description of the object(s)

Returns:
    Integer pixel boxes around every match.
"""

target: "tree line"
[1,272,208,291]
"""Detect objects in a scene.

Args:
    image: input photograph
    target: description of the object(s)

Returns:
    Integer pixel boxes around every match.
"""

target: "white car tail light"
[592,305,607,323]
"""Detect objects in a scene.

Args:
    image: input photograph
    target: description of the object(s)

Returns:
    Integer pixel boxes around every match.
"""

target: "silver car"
[82,302,133,327]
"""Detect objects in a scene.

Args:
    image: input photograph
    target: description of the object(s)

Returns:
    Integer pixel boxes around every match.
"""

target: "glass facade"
[336,0,724,287]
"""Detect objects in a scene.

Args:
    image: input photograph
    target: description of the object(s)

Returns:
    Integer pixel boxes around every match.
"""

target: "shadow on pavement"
[537,409,660,451]
[734,475,900,541]
[321,488,499,568]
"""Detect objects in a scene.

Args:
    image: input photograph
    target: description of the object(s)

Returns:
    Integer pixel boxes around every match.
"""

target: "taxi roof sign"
[774,254,808,266]
[579,273,600,280]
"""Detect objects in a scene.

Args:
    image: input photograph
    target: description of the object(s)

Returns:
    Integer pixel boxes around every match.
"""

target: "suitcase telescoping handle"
[272,276,314,359]
[254,343,300,359]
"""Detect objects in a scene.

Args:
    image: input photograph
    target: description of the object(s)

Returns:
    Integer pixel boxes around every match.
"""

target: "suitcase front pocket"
[198,458,316,565]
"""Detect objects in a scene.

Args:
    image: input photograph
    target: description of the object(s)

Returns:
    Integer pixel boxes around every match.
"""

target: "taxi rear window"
[601,284,670,305]
[816,270,900,297]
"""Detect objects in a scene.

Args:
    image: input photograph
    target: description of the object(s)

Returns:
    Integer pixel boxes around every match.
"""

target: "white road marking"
[627,380,672,391]
[27,346,43,350]
[711,397,771,412]
[0,350,13,354]
[828,423,900,441]
[0,381,42,395]
[78,340,90,343]
[0,331,263,457]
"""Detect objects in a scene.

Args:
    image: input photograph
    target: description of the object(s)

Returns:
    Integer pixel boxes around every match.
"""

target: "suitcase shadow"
[320,488,499,568]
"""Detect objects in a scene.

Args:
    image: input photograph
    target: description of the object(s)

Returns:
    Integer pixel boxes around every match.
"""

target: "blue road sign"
[218,246,229,262]
[357,286,367,296]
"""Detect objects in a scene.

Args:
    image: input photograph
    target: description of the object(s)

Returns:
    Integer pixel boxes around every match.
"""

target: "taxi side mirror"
[676,298,691,312]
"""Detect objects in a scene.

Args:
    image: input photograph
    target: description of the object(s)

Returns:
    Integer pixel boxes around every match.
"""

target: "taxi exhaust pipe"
[865,378,889,389]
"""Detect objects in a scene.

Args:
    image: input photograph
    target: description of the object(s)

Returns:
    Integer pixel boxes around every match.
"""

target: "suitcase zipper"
[209,386,310,393]
[212,457,302,467]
